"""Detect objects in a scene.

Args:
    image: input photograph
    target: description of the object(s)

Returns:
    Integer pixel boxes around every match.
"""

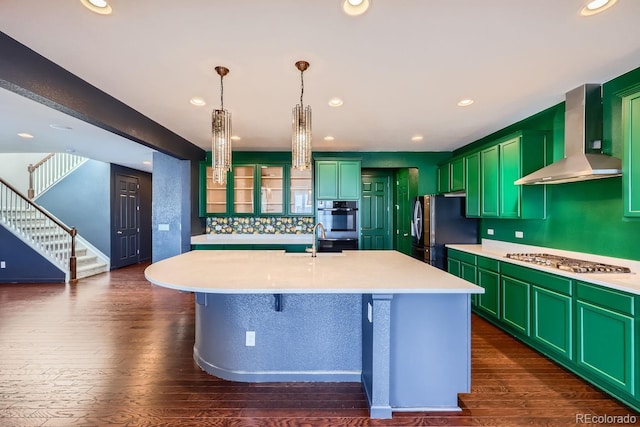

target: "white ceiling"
[1,0,640,170]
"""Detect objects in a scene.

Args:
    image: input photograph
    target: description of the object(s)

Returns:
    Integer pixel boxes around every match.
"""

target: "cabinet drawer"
[576,282,635,316]
[501,262,572,296]
[448,249,476,265]
[477,256,499,272]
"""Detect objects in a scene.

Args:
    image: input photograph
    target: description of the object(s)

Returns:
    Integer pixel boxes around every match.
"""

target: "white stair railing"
[27,152,87,199]
[0,178,78,283]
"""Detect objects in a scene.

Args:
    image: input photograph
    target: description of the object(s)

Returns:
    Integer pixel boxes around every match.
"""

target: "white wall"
[0,153,49,195]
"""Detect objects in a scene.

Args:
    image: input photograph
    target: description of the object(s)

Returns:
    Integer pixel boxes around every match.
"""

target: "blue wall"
[152,152,192,262]
[0,227,65,283]
[36,160,111,255]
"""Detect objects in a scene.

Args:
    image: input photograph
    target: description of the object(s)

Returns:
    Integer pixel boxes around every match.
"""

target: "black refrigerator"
[410,195,479,270]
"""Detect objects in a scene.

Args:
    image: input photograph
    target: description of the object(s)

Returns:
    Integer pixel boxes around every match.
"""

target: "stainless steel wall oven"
[316,200,359,251]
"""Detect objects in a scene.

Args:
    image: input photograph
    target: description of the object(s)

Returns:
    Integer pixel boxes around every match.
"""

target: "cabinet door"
[202,165,228,215]
[437,164,450,194]
[447,258,461,277]
[532,286,572,360]
[478,268,500,319]
[623,92,640,217]
[480,146,499,217]
[338,161,361,200]
[501,276,530,336]
[259,166,284,215]
[461,262,476,284]
[233,165,255,214]
[576,301,635,395]
[465,153,481,217]
[316,161,338,200]
[450,158,465,192]
[499,137,521,218]
[289,167,313,214]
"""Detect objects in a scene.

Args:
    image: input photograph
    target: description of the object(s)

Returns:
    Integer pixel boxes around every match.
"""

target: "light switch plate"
[487,229,494,236]
[515,231,524,238]
[158,224,170,231]
[0,261,5,269]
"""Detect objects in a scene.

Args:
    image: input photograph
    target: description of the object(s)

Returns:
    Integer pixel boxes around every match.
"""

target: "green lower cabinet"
[532,286,572,360]
[576,301,635,396]
[447,257,461,277]
[501,276,530,336]
[477,268,500,319]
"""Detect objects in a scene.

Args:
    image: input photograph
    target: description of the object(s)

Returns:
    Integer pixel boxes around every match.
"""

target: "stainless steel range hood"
[514,84,622,185]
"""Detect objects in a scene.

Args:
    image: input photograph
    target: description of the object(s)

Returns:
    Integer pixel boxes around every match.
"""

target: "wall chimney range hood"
[514,84,622,185]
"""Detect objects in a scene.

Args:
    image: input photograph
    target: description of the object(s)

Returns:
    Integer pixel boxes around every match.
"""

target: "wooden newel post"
[27,164,35,199]
[69,227,78,284]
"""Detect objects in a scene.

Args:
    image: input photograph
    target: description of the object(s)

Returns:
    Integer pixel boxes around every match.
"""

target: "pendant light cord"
[220,74,224,111]
[300,69,304,107]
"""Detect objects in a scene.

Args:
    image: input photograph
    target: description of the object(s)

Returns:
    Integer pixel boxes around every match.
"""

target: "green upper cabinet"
[199,157,313,217]
[450,157,465,192]
[315,160,361,200]
[473,131,548,219]
[623,91,640,217]
[465,152,481,217]
[437,163,450,194]
[437,158,464,194]
[480,145,500,217]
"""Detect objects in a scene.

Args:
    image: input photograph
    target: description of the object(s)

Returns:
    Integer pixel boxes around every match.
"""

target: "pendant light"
[212,66,231,184]
[292,60,312,170]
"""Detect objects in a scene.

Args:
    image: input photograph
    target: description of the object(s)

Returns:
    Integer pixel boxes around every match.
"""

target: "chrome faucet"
[310,222,326,257]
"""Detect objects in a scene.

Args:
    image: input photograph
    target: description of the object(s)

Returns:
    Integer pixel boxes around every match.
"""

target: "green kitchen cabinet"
[437,163,451,194]
[499,132,547,219]
[476,256,500,319]
[315,160,361,200]
[532,286,573,360]
[447,249,477,305]
[501,275,530,336]
[576,281,636,396]
[465,152,481,217]
[480,145,500,217]
[623,91,640,217]
[450,157,465,192]
[199,164,229,216]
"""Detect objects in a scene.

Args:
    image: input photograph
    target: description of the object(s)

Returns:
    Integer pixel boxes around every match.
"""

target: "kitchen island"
[144,250,483,418]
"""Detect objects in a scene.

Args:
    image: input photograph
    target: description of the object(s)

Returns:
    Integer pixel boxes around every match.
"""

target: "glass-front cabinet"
[200,159,313,217]
[203,166,228,214]
[260,166,284,214]
[289,167,313,214]
[233,165,255,214]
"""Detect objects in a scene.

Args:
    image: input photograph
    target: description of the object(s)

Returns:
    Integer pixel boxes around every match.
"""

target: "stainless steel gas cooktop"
[505,253,631,274]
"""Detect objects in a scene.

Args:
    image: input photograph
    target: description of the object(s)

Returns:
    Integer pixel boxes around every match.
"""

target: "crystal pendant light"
[212,66,231,184]
[292,61,312,170]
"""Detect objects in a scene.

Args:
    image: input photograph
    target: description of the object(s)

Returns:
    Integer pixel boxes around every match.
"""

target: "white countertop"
[447,239,640,296]
[145,250,483,295]
[191,233,313,245]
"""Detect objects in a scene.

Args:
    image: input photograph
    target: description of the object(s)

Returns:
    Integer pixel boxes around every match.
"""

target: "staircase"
[1,175,109,283]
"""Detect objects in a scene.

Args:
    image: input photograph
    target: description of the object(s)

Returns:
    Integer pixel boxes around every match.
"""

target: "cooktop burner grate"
[505,253,631,274]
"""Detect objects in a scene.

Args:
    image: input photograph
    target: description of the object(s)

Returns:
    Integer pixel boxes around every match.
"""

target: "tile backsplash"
[206,217,315,234]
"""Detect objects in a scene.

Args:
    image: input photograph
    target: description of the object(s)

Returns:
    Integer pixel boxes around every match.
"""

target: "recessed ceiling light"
[143,161,152,165]
[343,0,370,16]
[328,98,344,107]
[80,0,112,15]
[49,124,73,131]
[17,132,34,139]
[231,135,241,141]
[411,135,424,142]
[190,97,206,107]
[457,99,475,107]
[324,136,335,141]
[580,0,617,15]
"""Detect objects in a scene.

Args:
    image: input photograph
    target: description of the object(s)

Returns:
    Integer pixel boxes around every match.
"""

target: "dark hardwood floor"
[1,263,637,426]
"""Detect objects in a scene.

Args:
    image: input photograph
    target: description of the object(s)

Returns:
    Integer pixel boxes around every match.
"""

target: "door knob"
[117,231,123,235]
